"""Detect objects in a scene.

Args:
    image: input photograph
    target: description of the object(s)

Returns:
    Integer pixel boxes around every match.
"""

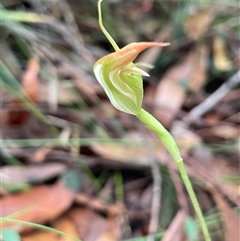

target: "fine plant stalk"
[1,217,80,241]
[137,108,210,241]
[93,0,211,240]
[98,0,120,52]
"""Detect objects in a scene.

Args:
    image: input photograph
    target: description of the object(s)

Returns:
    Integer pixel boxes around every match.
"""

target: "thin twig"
[141,129,162,241]
[184,70,240,123]
[147,156,162,241]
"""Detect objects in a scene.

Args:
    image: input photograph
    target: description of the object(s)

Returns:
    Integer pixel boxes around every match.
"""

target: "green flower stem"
[136,108,211,241]
[94,1,211,240]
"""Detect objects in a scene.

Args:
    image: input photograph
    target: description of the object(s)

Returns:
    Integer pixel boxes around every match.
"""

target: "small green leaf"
[1,228,21,241]
[184,216,198,241]
[61,170,82,192]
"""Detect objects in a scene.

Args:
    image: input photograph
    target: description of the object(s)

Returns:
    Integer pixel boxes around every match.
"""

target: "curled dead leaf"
[6,58,40,125]
[213,36,233,71]
[1,182,75,232]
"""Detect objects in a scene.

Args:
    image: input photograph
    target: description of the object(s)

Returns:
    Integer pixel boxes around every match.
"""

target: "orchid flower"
[94,42,169,115]
[93,1,211,240]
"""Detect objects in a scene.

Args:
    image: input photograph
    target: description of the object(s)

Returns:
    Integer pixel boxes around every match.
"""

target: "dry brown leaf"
[1,163,66,185]
[153,51,200,127]
[31,147,53,163]
[210,124,240,140]
[68,207,119,241]
[213,36,233,71]
[184,10,214,40]
[6,58,39,125]
[75,194,117,216]
[53,215,79,241]
[21,58,40,102]
[153,81,185,128]
[75,194,127,223]
[91,143,150,166]
[22,230,59,241]
[209,185,240,241]
[1,182,75,231]
[95,216,118,241]
[188,45,208,92]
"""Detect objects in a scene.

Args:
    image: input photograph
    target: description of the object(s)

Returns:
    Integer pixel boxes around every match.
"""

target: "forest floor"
[1,1,240,241]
